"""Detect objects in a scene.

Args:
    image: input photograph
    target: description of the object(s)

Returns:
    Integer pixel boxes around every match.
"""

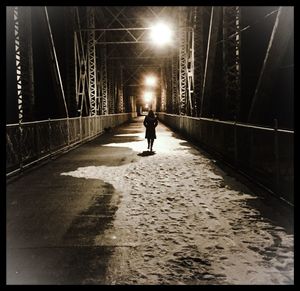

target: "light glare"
[145,76,156,86]
[150,22,172,46]
[144,92,153,103]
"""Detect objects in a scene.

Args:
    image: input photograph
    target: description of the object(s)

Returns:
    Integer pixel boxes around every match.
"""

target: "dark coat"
[144,116,158,139]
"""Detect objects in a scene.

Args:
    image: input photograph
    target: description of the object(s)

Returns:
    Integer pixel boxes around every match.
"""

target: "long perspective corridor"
[6,6,293,285]
[7,117,293,284]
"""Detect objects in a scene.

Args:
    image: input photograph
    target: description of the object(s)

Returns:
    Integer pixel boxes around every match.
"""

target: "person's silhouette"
[143,110,158,152]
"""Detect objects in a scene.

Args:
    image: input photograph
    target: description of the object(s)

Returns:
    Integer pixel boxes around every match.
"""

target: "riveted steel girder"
[87,7,97,116]
[222,6,241,120]
[13,7,35,123]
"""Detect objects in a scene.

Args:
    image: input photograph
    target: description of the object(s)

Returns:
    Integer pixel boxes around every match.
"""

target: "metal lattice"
[107,60,115,114]
[119,64,124,113]
[100,46,108,115]
[186,9,195,116]
[222,6,241,120]
[160,64,167,112]
[13,7,23,123]
[87,7,97,116]
[200,7,221,118]
[171,52,179,115]
[179,8,187,115]
[192,7,205,117]
[74,8,88,116]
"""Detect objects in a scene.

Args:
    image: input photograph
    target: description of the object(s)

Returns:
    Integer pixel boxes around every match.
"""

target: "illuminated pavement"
[6,116,294,285]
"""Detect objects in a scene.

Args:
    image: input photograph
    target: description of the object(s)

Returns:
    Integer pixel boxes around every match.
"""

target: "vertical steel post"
[119,64,124,113]
[44,7,69,119]
[193,6,205,117]
[171,53,179,114]
[200,6,221,118]
[186,26,195,116]
[222,6,241,120]
[179,7,187,115]
[100,44,108,115]
[13,7,23,123]
[87,7,97,116]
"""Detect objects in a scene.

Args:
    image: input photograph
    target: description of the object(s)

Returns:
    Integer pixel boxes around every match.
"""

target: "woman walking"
[143,110,158,152]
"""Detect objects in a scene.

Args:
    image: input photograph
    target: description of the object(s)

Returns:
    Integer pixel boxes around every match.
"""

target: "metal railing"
[158,113,294,205]
[6,113,135,177]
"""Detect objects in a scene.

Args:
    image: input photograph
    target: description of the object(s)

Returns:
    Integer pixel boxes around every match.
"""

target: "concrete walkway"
[6,116,293,285]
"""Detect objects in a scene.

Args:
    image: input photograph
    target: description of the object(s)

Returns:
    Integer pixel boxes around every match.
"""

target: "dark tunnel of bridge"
[6,5,294,285]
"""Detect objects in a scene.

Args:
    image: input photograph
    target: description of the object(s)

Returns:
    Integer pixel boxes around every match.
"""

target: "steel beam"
[200,6,221,118]
[179,7,187,115]
[107,60,114,114]
[118,64,124,113]
[100,45,108,115]
[13,7,35,123]
[45,7,69,118]
[87,7,97,116]
[247,7,294,123]
[222,6,241,120]
[186,9,195,116]
[13,7,24,123]
[193,7,205,117]
[171,52,179,115]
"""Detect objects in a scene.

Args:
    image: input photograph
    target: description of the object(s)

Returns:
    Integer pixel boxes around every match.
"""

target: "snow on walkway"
[61,120,293,285]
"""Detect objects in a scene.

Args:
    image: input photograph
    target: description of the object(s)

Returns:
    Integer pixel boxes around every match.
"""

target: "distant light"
[145,104,149,109]
[150,22,173,46]
[144,91,153,103]
[145,76,157,87]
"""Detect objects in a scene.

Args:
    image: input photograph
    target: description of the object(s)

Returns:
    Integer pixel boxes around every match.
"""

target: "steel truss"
[99,44,108,115]
[87,7,97,116]
[200,7,221,118]
[179,7,187,115]
[107,60,115,114]
[160,64,167,112]
[74,8,89,116]
[186,10,195,116]
[177,7,195,116]
[118,64,124,113]
[165,57,173,113]
[192,7,205,117]
[13,7,35,123]
[64,7,77,117]
[222,6,241,120]
[171,52,179,115]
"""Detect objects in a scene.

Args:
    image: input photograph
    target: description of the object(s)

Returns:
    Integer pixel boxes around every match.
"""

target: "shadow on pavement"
[137,151,156,157]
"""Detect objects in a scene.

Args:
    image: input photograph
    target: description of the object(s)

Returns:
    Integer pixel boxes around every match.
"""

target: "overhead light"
[143,91,153,103]
[150,22,173,46]
[145,75,157,87]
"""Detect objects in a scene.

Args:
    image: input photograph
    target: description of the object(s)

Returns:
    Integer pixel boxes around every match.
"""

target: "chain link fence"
[6,113,134,177]
[158,113,294,205]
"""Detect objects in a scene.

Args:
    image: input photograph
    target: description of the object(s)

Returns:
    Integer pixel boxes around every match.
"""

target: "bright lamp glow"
[150,22,172,46]
[144,91,153,103]
[145,76,156,87]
